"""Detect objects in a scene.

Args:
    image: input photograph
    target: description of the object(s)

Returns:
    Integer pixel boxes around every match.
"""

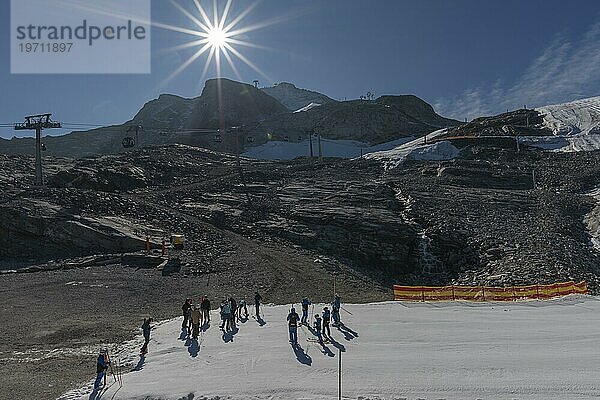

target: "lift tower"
[14,114,62,185]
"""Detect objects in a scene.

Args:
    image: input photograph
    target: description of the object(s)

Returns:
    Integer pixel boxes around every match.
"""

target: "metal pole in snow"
[338,347,342,400]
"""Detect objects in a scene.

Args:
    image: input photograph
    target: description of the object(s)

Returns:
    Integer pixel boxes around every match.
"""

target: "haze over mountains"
[0,78,459,158]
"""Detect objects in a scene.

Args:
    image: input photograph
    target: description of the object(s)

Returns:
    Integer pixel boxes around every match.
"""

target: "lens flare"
[161,0,276,86]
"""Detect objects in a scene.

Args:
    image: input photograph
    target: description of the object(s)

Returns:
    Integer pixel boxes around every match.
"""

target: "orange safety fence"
[393,281,587,302]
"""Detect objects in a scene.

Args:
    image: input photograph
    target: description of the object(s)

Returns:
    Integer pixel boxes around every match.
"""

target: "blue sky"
[1,0,600,138]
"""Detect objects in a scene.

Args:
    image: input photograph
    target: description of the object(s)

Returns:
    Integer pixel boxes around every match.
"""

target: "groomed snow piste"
[364,128,459,169]
[242,136,415,160]
[59,296,600,400]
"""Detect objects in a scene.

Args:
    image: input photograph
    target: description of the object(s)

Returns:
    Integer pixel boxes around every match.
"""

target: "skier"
[229,297,237,328]
[200,295,211,323]
[322,306,331,338]
[182,298,192,333]
[191,305,201,339]
[220,299,232,331]
[287,307,300,345]
[140,318,152,355]
[94,348,109,390]
[301,297,311,325]
[313,314,323,343]
[238,298,249,319]
[332,294,341,327]
[254,291,262,318]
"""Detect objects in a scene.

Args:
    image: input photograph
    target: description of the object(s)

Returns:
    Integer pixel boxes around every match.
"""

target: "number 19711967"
[19,43,73,53]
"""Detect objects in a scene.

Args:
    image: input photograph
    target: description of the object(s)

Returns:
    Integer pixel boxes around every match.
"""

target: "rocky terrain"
[439,108,552,138]
[261,81,337,111]
[1,115,600,399]
[0,78,460,158]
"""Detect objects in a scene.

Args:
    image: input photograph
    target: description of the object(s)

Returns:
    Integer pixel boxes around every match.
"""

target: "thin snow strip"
[293,102,322,113]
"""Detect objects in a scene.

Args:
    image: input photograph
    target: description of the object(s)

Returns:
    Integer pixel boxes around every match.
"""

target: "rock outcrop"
[261,82,337,111]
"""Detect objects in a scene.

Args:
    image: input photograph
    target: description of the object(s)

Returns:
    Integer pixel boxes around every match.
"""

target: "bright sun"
[159,0,274,86]
[207,27,226,49]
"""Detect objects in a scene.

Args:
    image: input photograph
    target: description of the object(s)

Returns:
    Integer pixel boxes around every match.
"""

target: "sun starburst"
[159,0,276,87]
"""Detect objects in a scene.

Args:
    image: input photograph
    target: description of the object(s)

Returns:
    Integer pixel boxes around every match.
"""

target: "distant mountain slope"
[0,79,460,157]
[261,82,337,111]
[183,78,289,129]
[131,78,289,130]
[258,95,460,145]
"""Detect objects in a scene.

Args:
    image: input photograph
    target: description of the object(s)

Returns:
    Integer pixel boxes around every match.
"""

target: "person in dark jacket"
[140,318,152,354]
[229,297,237,328]
[287,307,300,345]
[322,307,331,338]
[94,348,109,390]
[332,294,341,326]
[301,297,311,325]
[220,299,232,331]
[182,298,192,332]
[238,298,249,319]
[200,296,211,323]
[254,291,262,318]
[313,314,323,343]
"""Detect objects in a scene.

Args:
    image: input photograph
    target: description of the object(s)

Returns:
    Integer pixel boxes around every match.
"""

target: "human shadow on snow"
[188,339,200,357]
[292,344,312,365]
[222,326,239,343]
[336,323,358,340]
[327,336,346,353]
[132,355,145,371]
[179,327,189,340]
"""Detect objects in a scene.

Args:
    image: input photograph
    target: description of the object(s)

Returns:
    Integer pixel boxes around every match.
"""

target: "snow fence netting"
[393,281,588,301]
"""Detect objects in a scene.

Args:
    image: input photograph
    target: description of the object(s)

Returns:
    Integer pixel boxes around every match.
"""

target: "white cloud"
[435,21,600,120]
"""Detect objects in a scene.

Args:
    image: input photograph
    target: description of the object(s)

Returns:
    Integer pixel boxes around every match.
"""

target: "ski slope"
[242,136,415,160]
[59,297,600,400]
[536,96,600,151]
[364,128,459,169]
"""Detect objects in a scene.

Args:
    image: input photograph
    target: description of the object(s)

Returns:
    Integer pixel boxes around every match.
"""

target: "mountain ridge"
[0,78,460,158]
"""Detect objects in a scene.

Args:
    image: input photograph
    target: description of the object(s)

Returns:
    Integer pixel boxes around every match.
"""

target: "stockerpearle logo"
[10,0,151,74]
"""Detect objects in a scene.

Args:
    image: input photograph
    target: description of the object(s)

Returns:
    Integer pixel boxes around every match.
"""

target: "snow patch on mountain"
[242,136,414,160]
[261,82,336,111]
[364,129,459,169]
[536,96,600,151]
[293,102,321,113]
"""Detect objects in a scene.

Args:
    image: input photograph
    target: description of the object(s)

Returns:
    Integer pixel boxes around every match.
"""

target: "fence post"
[482,286,486,301]
[536,284,540,300]
[452,285,455,301]
[421,287,425,302]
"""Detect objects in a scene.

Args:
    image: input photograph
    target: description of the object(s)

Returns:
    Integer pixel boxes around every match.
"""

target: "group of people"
[93,292,343,391]
[287,294,343,346]
[182,295,212,339]
[219,291,262,332]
